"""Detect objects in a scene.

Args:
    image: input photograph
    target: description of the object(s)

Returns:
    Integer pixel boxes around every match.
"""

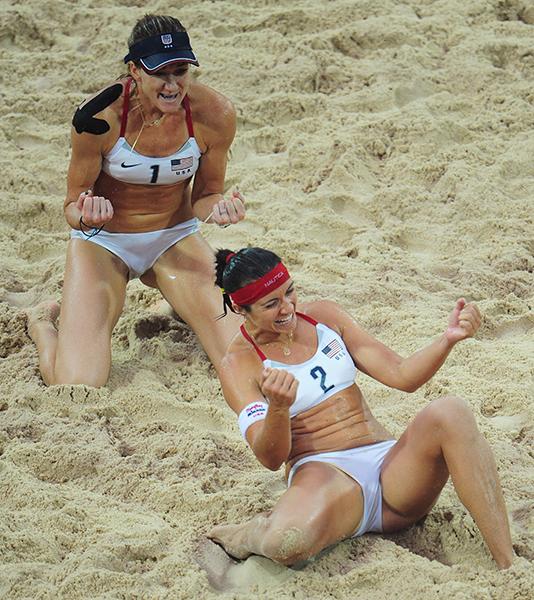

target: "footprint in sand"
[211,24,233,38]
[134,315,176,340]
[493,316,533,340]
[511,503,533,533]
[15,134,48,151]
[328,195,375,228]
[511,502,534,561]
[393,80,436,109]
[385,517,453,567]
[194,538,293,593]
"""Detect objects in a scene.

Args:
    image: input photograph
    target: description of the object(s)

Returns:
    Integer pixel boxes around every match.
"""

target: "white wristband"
[238,401,268,438]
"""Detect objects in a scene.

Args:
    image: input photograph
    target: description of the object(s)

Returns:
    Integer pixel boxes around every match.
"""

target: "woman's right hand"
[260,367,298,410]
[75,190,114,228]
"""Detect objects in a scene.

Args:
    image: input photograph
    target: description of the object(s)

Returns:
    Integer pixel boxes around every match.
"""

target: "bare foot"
[148,298,173,315]
[26,301,60,341]
[194,538,240,591]
[195,537,293,592]
[208,523,254,560]
[148,299,186,323]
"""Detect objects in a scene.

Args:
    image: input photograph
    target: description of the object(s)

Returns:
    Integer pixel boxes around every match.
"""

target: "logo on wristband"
[246,403,267,418]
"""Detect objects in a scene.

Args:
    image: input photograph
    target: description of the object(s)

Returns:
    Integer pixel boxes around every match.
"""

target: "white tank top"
[101,78,201,186]
[240,313,357,418]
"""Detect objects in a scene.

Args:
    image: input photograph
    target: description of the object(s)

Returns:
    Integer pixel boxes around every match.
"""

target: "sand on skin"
[0,0,533,598]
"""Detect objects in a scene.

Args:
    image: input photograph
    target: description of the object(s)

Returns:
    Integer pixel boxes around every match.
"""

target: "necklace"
[130,102,166,153]
[245,325,294,357]
[138,102,166,127]
[280,331,294,356]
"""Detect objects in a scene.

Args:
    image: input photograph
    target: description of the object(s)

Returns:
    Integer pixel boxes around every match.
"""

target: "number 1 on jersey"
[149,164,159,184]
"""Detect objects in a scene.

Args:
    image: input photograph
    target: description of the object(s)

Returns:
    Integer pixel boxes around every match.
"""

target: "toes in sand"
[207,523,252,561]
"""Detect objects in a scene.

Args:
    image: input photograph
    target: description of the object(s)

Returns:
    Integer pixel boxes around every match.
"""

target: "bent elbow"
[257,450,287,471]
[397,381,420,393]
[260,457,285,471]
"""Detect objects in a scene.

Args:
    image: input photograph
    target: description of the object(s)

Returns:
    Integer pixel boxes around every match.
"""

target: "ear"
[231,303,245,316]
[128,61,142,83]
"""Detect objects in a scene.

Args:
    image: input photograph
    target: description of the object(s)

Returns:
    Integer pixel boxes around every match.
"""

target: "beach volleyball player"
[28,14,245,386]
[207,246,514,570]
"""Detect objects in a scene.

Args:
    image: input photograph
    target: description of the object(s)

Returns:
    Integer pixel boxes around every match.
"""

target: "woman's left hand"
[445,298,482,344]
[211,189,246,227]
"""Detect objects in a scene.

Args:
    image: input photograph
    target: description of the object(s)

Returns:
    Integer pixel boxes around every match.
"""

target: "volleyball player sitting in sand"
[207,246,514,570]
[27,14,244,387]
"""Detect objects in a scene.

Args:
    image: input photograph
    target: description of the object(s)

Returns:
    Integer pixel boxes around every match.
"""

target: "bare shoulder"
[299,299,357,335]
[221,335,260,379]
[187,81,236,138]
[219,337,264,414]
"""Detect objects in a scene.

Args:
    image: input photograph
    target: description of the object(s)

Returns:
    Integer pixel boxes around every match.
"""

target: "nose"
[279,297,292,314]
[161,74,182,89]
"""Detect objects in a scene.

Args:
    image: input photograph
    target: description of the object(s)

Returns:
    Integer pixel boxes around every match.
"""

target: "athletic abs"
[93,170,194,233]
[288,384,393,465]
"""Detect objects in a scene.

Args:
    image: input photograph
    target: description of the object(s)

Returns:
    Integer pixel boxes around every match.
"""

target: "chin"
[157,95,182,110]
[158,102,181,113]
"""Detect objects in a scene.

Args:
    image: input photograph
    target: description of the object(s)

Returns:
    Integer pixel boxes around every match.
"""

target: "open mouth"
[159,93,179,102]
[275,315,294,326]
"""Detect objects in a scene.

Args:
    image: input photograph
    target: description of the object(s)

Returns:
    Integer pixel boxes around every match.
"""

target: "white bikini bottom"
[70,217,200,279]
[287,439,397,537]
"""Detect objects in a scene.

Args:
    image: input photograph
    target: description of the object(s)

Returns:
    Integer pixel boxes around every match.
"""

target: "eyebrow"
[261,284,294,307]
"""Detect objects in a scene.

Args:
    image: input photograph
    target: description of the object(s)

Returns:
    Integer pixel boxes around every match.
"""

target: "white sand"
[0,0,532,598]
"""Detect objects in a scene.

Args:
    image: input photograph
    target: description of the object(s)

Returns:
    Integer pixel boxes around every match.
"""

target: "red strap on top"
[240,313,319,361]
[119,78,132,138]
[296,311,318,326]
[240,325,267,361]
[182,95,195,137]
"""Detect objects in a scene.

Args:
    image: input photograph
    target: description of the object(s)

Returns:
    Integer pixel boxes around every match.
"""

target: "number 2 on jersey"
[310,366,334,394]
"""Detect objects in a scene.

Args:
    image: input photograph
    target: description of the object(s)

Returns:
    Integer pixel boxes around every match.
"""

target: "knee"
[52,368,107,388]
[260,523,317,566]
[425,395,478,437]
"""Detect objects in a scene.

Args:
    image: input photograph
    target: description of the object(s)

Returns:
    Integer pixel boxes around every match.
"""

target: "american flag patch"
[171,157,194,171]
[321,339,343,358]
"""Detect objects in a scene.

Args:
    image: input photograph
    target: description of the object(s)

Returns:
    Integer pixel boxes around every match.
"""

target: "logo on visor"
[161,34,173,47]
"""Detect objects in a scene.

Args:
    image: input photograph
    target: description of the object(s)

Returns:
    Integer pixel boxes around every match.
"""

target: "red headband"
[229,263,290,306]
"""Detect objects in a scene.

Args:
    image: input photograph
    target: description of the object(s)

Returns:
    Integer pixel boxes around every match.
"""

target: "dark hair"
[215,247,282,318]
[128,14,187,47]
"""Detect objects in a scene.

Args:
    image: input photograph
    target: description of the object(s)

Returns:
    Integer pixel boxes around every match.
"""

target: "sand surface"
[0,0,533,598]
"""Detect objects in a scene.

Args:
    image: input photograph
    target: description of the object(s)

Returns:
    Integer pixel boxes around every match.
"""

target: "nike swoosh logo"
[121,162,142,168]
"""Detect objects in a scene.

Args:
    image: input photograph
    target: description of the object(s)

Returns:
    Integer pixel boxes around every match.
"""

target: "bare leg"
[208,461,364,565]
[147,233,242,372]
[28,239,128,386]
[380,395,514,569]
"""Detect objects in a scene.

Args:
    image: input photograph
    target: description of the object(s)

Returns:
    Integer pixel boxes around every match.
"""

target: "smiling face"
[238,279,298,338]
[130,61,192,113]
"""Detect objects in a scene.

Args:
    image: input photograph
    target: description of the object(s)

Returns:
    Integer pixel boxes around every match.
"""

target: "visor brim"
[139,52,199,72]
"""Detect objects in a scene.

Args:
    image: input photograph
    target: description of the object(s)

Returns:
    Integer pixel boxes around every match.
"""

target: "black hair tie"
[79,217,104,240]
